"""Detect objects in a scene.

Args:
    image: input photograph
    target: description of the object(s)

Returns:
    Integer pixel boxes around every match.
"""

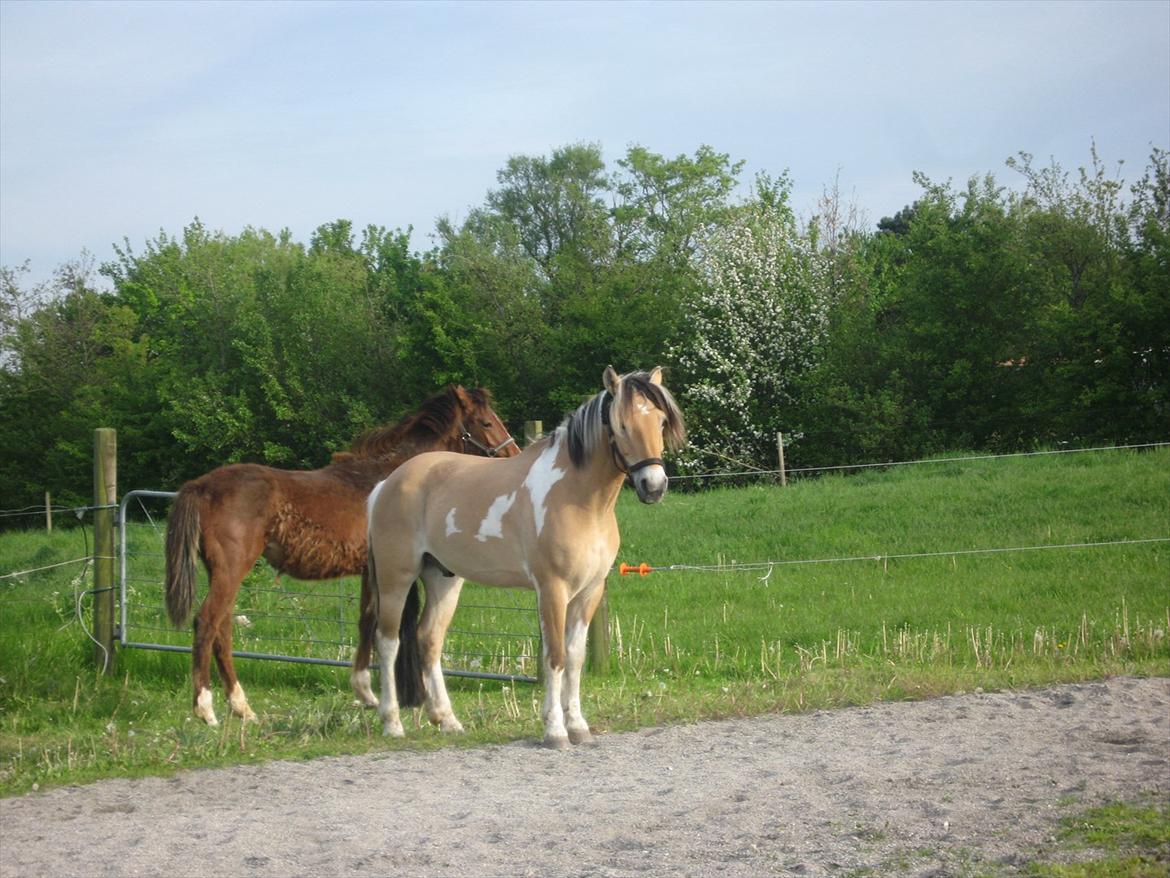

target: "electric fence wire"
[620,537,1170,580]
[671,441,1170,482]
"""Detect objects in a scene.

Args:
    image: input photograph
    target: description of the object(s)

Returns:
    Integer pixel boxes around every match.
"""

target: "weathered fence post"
[45,492,52,533]
[587,588,610,674]
[524,420,543,447]
[93,428,117,672]
[776,432,788,486]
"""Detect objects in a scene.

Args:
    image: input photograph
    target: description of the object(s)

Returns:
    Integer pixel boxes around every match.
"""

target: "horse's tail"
[394,581,425,708]
[164,485,202,627]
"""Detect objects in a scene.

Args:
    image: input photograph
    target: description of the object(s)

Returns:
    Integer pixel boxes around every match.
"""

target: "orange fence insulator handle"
[619,562,652,576]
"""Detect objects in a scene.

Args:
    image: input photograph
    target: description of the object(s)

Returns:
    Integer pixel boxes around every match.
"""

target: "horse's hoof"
[382,722,405,738]
[543,734,571,750]
[194,689,218,726]
[568,727,595,745]
[352,698,380,710]
[439,719,465,734]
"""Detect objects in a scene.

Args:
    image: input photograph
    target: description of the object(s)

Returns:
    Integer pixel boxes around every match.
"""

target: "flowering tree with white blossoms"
[670,178,832,473]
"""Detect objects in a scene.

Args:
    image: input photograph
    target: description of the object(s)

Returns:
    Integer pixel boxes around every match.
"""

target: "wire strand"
[671,442,1170,481]
[632,537,1170,575]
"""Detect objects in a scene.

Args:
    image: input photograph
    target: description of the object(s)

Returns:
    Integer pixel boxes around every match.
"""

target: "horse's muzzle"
[632,464,668,504]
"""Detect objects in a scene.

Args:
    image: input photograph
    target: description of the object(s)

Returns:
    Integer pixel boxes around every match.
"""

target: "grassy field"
[0,446,1167,797]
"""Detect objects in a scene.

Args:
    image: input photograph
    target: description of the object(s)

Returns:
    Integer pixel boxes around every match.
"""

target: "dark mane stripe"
[565,391,609,468]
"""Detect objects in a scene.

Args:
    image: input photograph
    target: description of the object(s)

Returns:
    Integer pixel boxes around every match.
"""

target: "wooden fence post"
[93,428,117,673]
[587,588,610,674]
[524,420,543,447]
[776,432,788,486]
[45,492,53,533]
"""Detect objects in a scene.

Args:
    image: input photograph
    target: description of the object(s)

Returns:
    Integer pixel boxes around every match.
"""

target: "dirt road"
[2,676,1167,877]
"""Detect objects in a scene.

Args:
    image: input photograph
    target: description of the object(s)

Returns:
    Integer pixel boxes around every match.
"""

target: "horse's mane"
[564,370,686,468]
[336,386,491,461]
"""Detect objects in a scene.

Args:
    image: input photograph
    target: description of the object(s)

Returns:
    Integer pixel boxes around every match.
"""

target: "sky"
[2,0,1168,289]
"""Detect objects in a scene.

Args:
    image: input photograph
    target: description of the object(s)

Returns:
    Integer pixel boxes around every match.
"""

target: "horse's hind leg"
[372,563,419,738]
[563,579,606,745]
[191,612,219,726]
[350,565,379,708]
[418,565,465,733]
[193,539,259,725]
[214,613,257,722]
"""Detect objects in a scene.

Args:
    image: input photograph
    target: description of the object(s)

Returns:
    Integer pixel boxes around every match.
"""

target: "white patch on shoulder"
[445,508,461,537]
[523,431,566,537]
[476,491,517,542]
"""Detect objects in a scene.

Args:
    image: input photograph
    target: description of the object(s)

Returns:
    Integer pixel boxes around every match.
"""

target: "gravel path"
[2,676,1167,877]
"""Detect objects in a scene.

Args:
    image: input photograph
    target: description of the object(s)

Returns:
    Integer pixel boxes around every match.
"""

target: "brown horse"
[359,367,684,747]
[165,385,519,726]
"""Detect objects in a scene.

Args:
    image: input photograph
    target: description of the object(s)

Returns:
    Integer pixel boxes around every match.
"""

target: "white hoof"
[228,683,258,722]
[194,688,218,726]
[438,716,465,734]
[380,706,405,737]
[382,720,405,738]
[350,669,379,709]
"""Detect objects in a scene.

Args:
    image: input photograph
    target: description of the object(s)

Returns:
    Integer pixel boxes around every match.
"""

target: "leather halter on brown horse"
[164,385,519,726]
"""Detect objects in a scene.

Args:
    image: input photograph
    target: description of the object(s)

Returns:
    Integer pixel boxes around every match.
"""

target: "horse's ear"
[648,366,664,386]
[453,385,474,411]
[602,365,620,394]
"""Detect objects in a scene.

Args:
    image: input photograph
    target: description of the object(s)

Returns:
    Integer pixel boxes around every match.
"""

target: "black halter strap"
[600,390,664,477]
[459,424,518,457]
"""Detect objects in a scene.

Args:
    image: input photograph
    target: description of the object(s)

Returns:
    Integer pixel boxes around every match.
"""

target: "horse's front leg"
[563,579,606,745]
[537,580,571,749]
[418,568,465,733]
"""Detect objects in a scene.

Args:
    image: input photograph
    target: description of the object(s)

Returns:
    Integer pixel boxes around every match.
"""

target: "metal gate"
[117,490,539,682]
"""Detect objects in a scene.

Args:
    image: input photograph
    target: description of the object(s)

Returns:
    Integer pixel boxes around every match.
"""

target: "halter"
[599,390,665,477]
[460,424,518,458]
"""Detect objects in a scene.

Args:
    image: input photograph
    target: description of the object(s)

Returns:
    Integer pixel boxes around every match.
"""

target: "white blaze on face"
[445,508,461,537]
[523,431,566,537]
[476,491,517,542]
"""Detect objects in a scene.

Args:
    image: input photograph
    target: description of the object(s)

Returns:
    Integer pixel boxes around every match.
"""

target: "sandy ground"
[1,676,1167,878]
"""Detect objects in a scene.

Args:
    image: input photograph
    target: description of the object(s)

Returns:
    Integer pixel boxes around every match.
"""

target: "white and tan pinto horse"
[355,367,685,747]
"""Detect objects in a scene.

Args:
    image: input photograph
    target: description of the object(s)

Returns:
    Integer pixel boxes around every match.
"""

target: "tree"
[670,177,831,472]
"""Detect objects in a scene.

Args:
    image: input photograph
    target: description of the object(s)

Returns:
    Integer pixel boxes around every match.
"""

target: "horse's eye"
[481,421,492,429]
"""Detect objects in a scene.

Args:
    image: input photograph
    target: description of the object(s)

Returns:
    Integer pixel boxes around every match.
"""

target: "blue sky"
[2,0,1167,287]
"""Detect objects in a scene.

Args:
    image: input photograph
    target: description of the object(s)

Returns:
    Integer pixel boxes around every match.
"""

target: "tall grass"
[0,447,1166,795]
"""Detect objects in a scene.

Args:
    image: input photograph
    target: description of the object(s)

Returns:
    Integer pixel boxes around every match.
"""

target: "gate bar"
[118,489,537,684]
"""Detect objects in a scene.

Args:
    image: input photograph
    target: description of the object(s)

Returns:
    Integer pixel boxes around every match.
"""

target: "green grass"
[1027,798,1170,877]
[1,446,1167,796]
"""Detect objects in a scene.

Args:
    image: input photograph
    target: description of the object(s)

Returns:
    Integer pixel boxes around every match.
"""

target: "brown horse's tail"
[394,581,425,708]
[164,485,202,627]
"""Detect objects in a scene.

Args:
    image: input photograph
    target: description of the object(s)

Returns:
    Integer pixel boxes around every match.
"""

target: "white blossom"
[670,203,831,471]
